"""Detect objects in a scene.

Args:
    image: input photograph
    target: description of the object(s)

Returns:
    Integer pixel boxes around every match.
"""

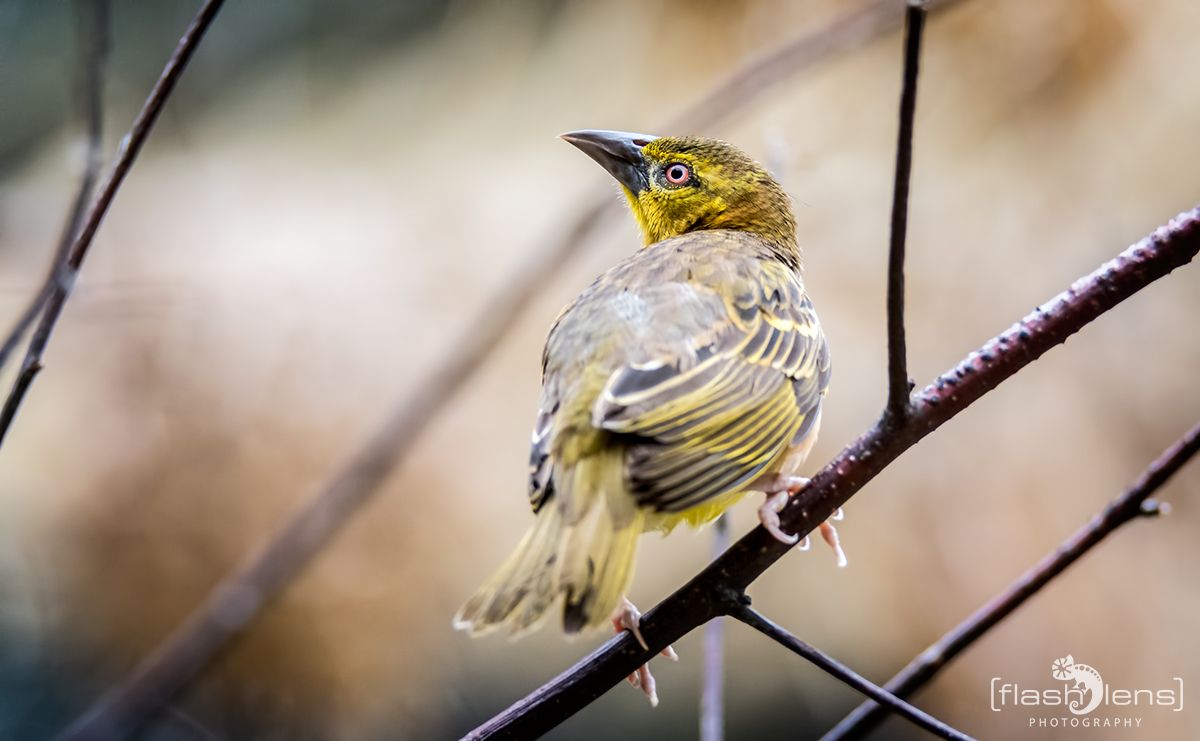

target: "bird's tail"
[453,448,643,637]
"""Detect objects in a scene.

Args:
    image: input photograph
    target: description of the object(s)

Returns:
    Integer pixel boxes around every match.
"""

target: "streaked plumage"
[455,131,831,642]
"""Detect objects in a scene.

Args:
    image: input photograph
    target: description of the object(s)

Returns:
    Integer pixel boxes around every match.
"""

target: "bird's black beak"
[560,129,659,194]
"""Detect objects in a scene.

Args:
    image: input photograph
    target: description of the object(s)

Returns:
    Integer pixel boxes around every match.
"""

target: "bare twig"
[0,0,225,450]
[700,515,730,741]
[55,4,954,738]
[824,419,1200,740]
[464,208,1200,740]
[0,0,108,373]
[731,604,973,741]
[884,1,925,421]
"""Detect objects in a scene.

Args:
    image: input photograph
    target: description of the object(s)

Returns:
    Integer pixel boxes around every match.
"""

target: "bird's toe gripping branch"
[611,597,678,707]
[758,477,848,566]
[758,488,800,544]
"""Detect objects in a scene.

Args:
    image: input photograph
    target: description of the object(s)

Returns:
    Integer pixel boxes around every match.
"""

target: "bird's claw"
[758,489,799,544]
[613,598,650,651]
[612,598,676,707]
[758,478,848,565]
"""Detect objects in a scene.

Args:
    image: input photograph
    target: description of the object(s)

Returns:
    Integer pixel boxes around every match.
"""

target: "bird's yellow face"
[561,130,797,252]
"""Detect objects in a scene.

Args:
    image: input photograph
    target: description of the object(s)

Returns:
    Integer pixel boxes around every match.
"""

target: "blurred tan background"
[1,1,1198,739]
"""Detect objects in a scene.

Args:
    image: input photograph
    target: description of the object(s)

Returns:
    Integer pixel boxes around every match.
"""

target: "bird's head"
[561,129,798,259]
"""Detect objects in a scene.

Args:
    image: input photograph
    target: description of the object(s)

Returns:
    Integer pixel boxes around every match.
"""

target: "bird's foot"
[758,489,799,544]
[612,597,678,707]
[758,478,848,566]
[756,475,809,544]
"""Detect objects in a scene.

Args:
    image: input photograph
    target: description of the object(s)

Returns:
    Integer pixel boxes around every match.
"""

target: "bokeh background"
[2,1,1199,739]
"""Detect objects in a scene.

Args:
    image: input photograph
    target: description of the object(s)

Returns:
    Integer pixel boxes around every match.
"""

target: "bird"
[454,130,841,704]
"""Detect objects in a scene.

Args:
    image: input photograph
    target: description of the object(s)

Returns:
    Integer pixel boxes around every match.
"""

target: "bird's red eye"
[664,163,691,185]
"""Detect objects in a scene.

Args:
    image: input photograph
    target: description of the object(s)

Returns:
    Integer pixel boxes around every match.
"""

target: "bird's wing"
[594,259,831,513]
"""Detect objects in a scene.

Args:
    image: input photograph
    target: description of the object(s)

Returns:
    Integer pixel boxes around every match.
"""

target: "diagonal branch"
[464,207,1200,740]
[0,0,226,450]
[730,604,973,741]
[884,1,925,421]
[824,418,1200,740]
[0,0,108,374]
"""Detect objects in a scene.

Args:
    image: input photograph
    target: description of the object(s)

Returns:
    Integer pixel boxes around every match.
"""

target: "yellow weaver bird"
[454,130,843,703]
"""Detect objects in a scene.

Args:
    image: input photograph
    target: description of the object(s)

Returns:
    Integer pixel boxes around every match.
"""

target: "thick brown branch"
[731,605,973,741]
[884,2,925,421]
[824,419,1200,740]
[0,0,225,450]
[464,207,1200,740]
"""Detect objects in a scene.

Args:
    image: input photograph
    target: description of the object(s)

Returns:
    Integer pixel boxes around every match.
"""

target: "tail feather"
[562,507,642,633]
[454,448,642,637]
[453,505,563,636]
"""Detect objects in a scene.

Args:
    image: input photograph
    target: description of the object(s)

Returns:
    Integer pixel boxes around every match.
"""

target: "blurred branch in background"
[669,0,929,132]
[53,3,959,739]
[464,208,1200,739]
[699,515,729,741]
[0,0,226,450]
[0,0,108,389]
[825,418,1200,740]
[730,604,972,741]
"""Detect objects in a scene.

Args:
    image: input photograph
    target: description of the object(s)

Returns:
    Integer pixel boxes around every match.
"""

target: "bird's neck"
[685,207,803,271]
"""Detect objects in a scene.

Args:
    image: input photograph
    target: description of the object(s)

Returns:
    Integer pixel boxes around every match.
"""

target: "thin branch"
[0,0,108,373]
[824,418,1200,740]
[731,605,973,741]
[53,4,956,738]
[700,515,730,741]
[0,0,225,450]
[884,1,925,421]
[464,207,1200,740]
